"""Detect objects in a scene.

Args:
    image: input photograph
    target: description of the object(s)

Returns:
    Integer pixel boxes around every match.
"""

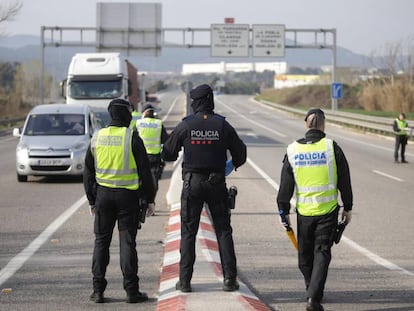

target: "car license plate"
[37,159,62,166]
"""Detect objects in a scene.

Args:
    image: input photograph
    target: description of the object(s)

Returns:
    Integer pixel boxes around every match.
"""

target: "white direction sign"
[253,24,285,57]
[211,24,249,57]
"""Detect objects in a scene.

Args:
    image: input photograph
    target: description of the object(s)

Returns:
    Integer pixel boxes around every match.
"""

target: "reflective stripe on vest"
[91,127,139,190]
[395,118,408,136]
[136,118,162,154]
[287,138,338,216]
[130,111,142,129]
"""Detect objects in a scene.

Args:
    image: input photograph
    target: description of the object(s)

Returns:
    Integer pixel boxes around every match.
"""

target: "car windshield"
[69,79,123,99]
[24,114,85,136]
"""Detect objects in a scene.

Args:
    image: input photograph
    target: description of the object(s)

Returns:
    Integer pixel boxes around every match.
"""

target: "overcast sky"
[3,0,414,55]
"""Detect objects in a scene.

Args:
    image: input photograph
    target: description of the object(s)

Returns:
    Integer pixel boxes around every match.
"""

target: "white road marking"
[216,98,287,138]
[162,96,179,122]
[372,169,404,182]
[246,157,414,277]
[0,196,87,286]
[342,236,414,276]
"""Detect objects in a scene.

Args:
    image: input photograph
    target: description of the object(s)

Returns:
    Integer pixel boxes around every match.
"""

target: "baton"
[286,227,298,251]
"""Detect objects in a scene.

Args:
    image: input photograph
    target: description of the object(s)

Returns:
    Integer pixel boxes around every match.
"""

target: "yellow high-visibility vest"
[130,111,142,129]
[136,117,162,154]
[395,118,408,136]
[287,138,338,216]
[91,126,139,190]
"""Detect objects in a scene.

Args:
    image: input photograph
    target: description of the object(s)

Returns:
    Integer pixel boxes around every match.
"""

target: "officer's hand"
[279,210,291,230]
[89,205,96,216]
[147,203,155,217]
[225,159,234,176]
[342,210,352,224]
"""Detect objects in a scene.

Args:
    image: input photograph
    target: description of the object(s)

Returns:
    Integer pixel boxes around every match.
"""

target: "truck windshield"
[24,114,85,136]
[69,79,123,99]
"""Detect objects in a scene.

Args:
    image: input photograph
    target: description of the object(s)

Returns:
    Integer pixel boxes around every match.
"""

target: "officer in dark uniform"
[277,108,353,311]
[162,84,247,292]
[83,99,156,304]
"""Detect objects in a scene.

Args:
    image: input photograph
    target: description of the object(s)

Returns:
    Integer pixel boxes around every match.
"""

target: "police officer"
[162,84,246,292]
[83,99,156,304]
[393,112,409,163]
[135,103,169,193]
[129,105,142,129]
[277,108,353,311]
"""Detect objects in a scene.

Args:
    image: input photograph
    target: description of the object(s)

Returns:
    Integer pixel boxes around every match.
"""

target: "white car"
[13,103,99,182]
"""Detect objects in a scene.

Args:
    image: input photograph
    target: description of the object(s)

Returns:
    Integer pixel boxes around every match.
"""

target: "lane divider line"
[0,195,87,286]
[372,169,404,182]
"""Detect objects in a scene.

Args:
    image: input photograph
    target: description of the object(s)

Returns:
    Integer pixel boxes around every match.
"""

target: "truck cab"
[61,53,138,108]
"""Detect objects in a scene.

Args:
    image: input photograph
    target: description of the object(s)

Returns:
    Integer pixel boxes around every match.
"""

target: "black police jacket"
[162,112,246,174]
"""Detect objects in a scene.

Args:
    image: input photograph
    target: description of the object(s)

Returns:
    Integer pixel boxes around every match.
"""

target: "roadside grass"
[257,85,414,120]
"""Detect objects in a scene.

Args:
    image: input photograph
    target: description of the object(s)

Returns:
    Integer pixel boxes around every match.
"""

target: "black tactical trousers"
[92,186,140,295]
[297,207,338,301]
[179,172,237,283]
[148,154,162,193]
[394,135,408,161]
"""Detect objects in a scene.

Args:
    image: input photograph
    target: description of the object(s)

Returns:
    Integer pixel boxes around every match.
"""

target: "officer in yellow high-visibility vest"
[277,108,353,311]
[83,99,156,304]
[393,112,409,163]
[135,104,169,193]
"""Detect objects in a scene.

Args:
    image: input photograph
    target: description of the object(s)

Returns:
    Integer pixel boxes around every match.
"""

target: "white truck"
[61,52,139,110]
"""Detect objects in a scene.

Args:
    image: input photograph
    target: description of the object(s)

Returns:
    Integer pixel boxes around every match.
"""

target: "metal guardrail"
[0,117,25,127]
[258,99,413,140]
[0,117,25,137]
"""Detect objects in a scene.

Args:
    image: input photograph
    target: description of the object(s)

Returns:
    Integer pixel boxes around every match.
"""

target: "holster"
[137,197,148,230]
[333,221,347,244]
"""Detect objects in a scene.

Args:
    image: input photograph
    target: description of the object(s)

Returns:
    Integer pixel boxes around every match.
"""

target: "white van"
[13,103,100,182]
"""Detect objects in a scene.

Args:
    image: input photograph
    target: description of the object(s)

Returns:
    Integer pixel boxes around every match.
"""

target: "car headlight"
[16,144,29,159]
[72,141,87,151]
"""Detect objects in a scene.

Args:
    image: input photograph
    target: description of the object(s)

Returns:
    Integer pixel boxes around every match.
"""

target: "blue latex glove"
[225,159,234,176]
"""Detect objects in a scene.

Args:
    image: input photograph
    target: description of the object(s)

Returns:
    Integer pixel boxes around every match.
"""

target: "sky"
[2,0,414,56]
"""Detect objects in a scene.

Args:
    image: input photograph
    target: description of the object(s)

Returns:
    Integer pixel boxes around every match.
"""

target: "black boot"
[223,278,239,291]
[89,292,104,303]
[306,298,324,311]
[175,280,192,292]
[126,291,148,303]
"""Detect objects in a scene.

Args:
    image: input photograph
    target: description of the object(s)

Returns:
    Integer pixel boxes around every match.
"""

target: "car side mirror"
[13,128,21,137]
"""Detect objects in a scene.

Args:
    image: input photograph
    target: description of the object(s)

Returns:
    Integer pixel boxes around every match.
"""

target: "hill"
[0,35,372,80]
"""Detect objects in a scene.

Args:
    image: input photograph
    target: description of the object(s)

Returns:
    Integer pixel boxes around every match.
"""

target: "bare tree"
[0,1,22,25]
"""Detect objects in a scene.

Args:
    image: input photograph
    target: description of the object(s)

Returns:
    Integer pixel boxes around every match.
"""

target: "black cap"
[304,108,325,121]
[108,99,132,112]
[190,84,213,100]
[142,103,155,113]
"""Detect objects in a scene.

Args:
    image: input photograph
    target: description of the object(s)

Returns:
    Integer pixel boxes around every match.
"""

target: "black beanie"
[190,84,213,100]
[108,99,132,126]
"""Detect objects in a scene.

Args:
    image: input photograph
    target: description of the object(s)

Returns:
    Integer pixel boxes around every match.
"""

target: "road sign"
[211,24,249,57]
[253,24,285,57]
[331,82,343,99]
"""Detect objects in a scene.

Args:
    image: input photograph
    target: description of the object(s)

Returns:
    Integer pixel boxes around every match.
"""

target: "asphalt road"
[1,90,413,311]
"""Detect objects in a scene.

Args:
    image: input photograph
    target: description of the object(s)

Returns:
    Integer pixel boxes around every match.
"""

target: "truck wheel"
[17,174,28,182]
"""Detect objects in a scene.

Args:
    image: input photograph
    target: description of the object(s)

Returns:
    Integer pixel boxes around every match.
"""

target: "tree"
[0,1,22,24]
